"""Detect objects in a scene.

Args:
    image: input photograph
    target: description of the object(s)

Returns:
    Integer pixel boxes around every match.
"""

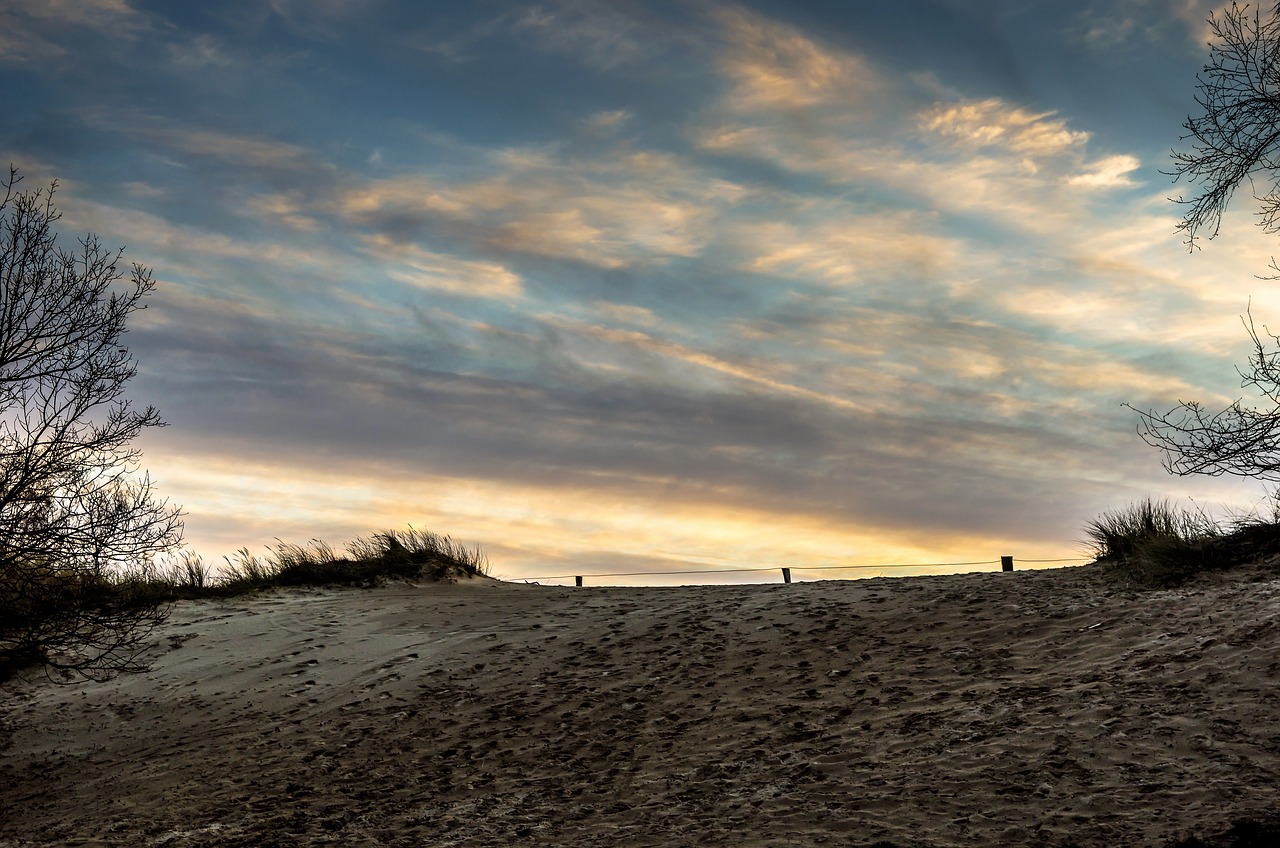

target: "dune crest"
[2,565,1278,847]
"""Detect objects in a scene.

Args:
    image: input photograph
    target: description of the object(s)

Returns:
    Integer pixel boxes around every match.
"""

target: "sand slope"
[2,565,1279,847]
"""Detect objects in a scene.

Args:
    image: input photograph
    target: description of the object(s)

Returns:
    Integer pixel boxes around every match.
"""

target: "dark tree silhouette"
[0,166,183,680]
[1134,308,1280,482]
[1170,2,1280,249]
[1135,3,1280,484]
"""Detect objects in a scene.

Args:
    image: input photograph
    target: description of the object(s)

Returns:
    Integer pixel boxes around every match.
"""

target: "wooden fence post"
[781,567,791,584]
[1001,556,1014,572]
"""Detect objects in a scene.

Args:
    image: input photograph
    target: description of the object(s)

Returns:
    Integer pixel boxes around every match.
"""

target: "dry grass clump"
[155,527,489,599]
[1085,498,1280,587]
[97,527,488,604]
[1084,498,1223,587]
[2,527,487,681]
[231,528,487,590]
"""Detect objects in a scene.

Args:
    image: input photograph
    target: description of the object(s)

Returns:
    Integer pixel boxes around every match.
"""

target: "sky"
[3,0,1278,585]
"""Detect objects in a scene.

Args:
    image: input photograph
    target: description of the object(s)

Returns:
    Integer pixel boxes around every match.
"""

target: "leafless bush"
[0,167,182,680]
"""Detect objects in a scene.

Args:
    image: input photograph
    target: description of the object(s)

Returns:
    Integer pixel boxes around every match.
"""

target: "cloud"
[111,179,1218,575]
[0,0,149,62]
[89,8,1206,569]
[1172,0,1219,46]
[135,283,1125,562]
[920,98,1090,159]
[536,314,877,414]
[582,109,633,134]
[338,147,745,268]
[731,208,962,288]
[60,197,356,294]
[167,33,236,69]
[19,0,1259,578]
[1069,154,1142,188]
[703,92,1143,240]
[714,6,883,111]
[698,7,1147,243]
[363,234,524,300]
[152,126,313,169]
[268,0,387,40]
[1081,15,1138,48]
[588,300,660,328]
[79,109,318,172]
[512,1,682,69]
[1075,0,1220,50]
[244,193,323,232]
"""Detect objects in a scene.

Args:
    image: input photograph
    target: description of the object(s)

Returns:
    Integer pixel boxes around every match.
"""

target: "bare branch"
[1128,306,1280,483]
[0,166,183,681]
[1170,2,1280,249]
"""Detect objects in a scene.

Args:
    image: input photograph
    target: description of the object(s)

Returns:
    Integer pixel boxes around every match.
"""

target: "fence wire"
[514,556,1092,584]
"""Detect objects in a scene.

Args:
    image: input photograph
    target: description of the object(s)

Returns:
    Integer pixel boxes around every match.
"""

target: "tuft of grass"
[374,526,489,580]
[89,526,490,604]
[164,550,214,593]
[220,548,278,591]
[1085,497,1280,587]
[2,526,489,680]
[1084,498,1224,587]
[1085,498,1218,561]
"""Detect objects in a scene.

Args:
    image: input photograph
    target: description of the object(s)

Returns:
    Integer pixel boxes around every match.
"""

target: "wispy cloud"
[151,125,314,169]
[363,234,524,300]
[700,5,1148,239]
[920,99,1089,159]
[268,0,387,40]
[244,192,323,232]
[1069,154,1142,188]
[0,0,149,62]
[588,300,660,328]
[1075,0,1220,50]
[79,108,319,171]
[167,33,236,70]
[1171,0,1220,46]
[732,207,962,288]
[582,109,633,134]
[714,6,883,110]
[703,90,1143,241]
[512,0,686,69]
[61,198,355,295]
[338,147,745,268]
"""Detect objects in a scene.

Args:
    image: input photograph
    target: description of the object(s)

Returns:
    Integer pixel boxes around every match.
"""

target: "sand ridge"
[1,565,1278,846]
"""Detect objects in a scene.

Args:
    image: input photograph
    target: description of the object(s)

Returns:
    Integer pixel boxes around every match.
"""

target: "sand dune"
[2,564,1278,847]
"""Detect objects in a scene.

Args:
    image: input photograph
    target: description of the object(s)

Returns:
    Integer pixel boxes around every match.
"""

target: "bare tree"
[1133,309,1280,481]
[1170,2,1280,249]
[0,166,183,680]
[1134,4,1280,483]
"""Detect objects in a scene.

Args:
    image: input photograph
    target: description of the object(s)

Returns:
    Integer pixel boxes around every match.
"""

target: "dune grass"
[1084,498,1222,586]
[141,527,490,602]
[3,528,488,681]
[1085,497,1280,587]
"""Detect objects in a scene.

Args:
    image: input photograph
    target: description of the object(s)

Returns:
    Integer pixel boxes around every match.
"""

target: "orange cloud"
[338,148,744,268]
[715,6,882,110]
[920,98,1090,158]
[362,234,524,300]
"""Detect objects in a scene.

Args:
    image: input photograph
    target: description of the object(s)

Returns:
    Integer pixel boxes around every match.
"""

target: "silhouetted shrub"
[0,167,182,681]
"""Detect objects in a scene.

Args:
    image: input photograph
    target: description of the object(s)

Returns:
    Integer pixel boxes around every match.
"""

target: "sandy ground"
[1,564,1279,847]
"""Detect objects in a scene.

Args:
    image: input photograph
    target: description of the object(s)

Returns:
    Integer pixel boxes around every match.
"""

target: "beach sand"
[1,563,1278,847]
